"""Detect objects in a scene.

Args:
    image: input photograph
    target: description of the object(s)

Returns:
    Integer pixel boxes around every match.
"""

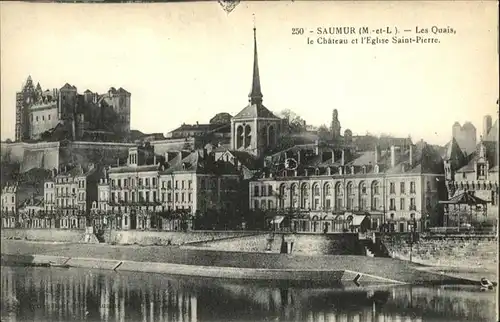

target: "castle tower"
[230,22,282,157]
[58,83,78,140]
[109,87,131,134]
[331,109,341,140]
[15,75,37,142]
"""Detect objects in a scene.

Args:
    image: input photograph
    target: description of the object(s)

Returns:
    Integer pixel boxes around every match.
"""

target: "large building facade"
[15,76,131,142]
[249,141,446,233]
[94,145,243,230]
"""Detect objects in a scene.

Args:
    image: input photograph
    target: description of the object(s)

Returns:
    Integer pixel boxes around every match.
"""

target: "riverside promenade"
[0,239,482,286]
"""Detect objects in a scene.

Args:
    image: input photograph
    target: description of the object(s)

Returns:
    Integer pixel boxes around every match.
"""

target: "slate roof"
[20,196,44,208]
[170,123,218,133]
[57,164,97,177]
[225,150,261,170]
[233,103,280,120]
[264,141,444,177]
[439,190,488,205]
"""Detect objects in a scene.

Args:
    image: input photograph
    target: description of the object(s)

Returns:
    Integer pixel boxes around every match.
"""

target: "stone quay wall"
[0,228,256,246]
[186,233,365,256]
[382,234,498,270]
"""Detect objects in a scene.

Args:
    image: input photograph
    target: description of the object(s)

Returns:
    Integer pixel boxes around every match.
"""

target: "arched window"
[312,183,320,210]
[236,125,244,149]
[313,184,320,196]
[301,183,309,209]
[334,182,343,210]
[279,184,286,209]
[346,182,354,195]
[324,184,332,196]
[244,125,251,148]
[359,181,368,210]
[346,182,354,210]
[290,184,298,208]
[323,183,332,210]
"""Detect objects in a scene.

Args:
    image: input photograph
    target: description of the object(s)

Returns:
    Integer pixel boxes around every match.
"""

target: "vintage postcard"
[0,1,498,321]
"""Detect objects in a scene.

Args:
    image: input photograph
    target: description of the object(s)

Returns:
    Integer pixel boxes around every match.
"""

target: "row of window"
[105,205,192,214]
[31,114,52,122]
[255,194,419,212]
[110,191,193,204]
[253,181,420,198]
[1,196,15,204]
[111,178,193,190]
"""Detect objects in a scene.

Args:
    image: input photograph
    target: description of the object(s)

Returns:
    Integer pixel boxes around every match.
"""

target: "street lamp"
[408,217,417,262]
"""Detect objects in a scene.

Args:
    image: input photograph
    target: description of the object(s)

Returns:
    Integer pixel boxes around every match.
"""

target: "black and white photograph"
[0,1,498,321]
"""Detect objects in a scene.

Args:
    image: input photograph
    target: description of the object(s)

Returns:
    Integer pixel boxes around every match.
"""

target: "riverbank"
[0,239,487,286]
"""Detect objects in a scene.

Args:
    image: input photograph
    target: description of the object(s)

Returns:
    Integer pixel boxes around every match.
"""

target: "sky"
[1,1,498,146]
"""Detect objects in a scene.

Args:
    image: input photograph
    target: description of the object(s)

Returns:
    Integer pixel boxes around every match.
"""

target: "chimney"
[374,145,380,164]
[117,159,120,166]
[165,152,170,163]
[409,145,413,167]
[297,150,301,164]
[390,145,396,168]
[153,154,157,165]
[331,150,335,164]
[314,140,319,155]
[341,149,345,166]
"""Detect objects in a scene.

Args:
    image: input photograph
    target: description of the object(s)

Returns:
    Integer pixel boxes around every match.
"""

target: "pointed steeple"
[248,18,263,105]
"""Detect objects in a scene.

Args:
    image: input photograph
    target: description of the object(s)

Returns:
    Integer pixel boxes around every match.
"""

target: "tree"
[317,124,331,141]
[278,109,306,134]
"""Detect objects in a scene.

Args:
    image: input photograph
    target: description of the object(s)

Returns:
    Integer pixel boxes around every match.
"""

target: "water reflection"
[0,265,496,322]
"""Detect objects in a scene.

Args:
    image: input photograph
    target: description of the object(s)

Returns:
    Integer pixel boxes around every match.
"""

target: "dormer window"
[315,168,320,176]
[350,166,355,174]
[374,165,379,174]
[362,166,366,174]
[338,167,343,175]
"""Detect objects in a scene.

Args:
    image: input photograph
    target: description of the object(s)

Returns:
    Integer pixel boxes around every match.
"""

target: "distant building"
[166,122,231,141]
[43,163,101,229]
[18,196,44,228]
[1,184,18,227]
[15,76,131,142]
[452,121,477,156]
[1,181,44,228]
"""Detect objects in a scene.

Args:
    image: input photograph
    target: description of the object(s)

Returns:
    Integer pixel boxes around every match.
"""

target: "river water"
[0,265,496,322]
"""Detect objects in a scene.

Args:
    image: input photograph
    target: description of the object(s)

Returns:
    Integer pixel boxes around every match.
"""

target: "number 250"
[292,28,304,35]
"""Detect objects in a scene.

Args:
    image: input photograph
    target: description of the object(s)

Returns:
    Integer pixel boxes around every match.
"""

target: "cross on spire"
[248,14,263,105]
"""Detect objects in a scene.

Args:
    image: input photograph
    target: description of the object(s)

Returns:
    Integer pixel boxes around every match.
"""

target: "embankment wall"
[188,233,365,256]
[0,239,472,285]
[383,235,498,270]
[1,228,256,246]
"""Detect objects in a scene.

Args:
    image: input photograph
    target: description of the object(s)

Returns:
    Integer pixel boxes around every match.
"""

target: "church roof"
[233,103,280,120]
[443,137,465,161]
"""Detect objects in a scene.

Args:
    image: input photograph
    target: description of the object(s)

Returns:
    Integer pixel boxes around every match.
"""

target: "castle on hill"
[15,77,131,142]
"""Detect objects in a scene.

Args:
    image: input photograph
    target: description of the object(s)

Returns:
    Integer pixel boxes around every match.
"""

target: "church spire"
[248,16,263,105]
